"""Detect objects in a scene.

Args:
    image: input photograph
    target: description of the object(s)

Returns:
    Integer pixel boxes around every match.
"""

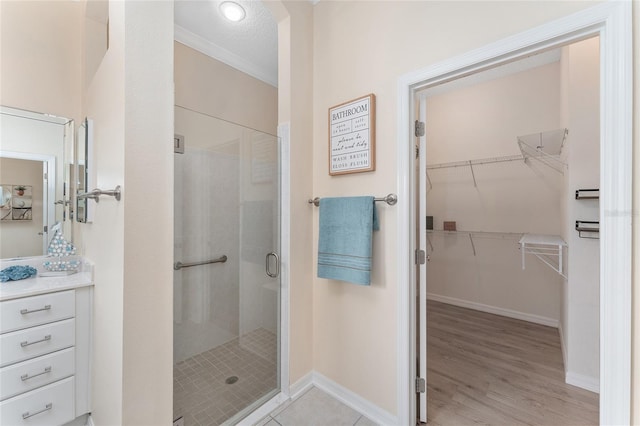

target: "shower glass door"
[173,106,280,425]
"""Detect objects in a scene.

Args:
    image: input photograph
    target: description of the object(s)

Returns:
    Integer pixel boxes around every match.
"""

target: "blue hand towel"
[317,196,379,285]
[0,265,38,282]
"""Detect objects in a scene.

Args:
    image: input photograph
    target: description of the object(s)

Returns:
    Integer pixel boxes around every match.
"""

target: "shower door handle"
[266,252,280,278]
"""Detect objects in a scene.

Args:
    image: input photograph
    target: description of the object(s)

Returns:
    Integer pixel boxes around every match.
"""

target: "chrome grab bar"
[174,255,227,271]
[77,185,122,202]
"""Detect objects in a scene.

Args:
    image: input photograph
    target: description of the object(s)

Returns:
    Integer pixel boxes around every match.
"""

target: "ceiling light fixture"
[220,1,246,22]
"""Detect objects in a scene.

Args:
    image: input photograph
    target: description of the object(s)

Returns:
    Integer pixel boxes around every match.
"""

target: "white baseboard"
[288,372,314,400]
[558,321,568,373]
[427,293,559,328]
[236,392,290,426]
[278,371,397,425]
[312,372,398,426]
[565,371,599,394]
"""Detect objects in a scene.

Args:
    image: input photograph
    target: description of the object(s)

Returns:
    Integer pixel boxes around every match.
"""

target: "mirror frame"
[76,118,94,223]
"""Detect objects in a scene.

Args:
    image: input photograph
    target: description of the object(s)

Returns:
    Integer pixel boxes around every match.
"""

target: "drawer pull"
[22,403,53,419]
[20,334,51,347]
[20,305,52,315]
[21,366,52,381]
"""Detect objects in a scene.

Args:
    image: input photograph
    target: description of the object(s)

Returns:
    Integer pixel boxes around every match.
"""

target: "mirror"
[0,106,74,259]
[76,118,93,223]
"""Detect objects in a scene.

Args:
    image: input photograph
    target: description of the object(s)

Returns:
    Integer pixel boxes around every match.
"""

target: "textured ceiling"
[174,0,278,87]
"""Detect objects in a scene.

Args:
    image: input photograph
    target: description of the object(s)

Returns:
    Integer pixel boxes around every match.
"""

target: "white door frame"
[396,2,632,425]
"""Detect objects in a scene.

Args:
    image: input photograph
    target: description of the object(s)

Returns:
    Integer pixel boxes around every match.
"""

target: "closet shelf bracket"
[519,233,567,278]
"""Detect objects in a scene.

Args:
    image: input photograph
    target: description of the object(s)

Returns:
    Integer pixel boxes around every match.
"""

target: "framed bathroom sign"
[328,93,376,175]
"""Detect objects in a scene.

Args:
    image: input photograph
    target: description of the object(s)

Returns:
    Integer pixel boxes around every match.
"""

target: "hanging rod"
[308,193,398,207]
[77,185,122,202]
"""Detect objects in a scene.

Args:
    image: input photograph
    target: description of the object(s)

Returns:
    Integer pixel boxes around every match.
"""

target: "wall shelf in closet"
[425,128,568,188]
[427,229,523,256]
[519,233,567,278]
[517,128,568,174]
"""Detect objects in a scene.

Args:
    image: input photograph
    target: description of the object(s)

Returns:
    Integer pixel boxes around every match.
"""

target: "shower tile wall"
[174,145,240,363]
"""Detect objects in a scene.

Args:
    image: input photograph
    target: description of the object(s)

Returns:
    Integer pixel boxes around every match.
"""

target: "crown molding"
[174,24,278,88]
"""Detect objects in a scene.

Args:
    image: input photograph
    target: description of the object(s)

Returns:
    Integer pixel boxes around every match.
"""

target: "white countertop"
[0,256,94,301]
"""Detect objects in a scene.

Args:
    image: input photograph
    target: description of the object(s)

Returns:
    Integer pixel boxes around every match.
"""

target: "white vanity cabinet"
[0,274,93,426]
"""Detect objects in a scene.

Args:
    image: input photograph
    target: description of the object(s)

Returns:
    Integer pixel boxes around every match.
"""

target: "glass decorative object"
[43,224,80,273]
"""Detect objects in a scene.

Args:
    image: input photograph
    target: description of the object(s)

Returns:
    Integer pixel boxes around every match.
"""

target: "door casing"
[397,2,633,425]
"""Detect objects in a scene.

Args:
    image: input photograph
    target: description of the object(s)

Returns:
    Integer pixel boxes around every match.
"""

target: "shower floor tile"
[174,328,277,426]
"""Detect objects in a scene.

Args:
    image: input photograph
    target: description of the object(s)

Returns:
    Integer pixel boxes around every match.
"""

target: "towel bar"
[77,186,122,202]
[308,193,397,207]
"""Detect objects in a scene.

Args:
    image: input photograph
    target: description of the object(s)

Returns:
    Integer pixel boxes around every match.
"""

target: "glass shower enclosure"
[173,105,280,425]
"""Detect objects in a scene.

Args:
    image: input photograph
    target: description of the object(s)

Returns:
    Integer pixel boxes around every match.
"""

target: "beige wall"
[312,0,617,415]
[425,61,564,323]
[561,37,600,386]
[175,42,277,136]
[83,1,174,425]
[265,0,315,384]
[0,1,82,122]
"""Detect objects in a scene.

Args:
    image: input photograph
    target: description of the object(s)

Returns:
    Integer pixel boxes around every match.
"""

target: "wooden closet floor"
[426,300,598,425]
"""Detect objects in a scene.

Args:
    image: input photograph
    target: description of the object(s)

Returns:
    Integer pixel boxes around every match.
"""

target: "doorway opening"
[399,3,632,425]
[417,36,600,424]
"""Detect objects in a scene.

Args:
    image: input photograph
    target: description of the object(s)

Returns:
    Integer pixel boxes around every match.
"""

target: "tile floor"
[174,328,278,426]
[254,387,379,426]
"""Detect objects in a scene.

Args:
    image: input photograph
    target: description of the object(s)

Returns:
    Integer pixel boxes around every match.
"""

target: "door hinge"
[414,120,425,137]
[416,377,426,393]
[415,145,420,159]
[415,249,426,265]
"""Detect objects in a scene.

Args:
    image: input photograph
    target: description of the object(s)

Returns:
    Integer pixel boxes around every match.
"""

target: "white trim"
[396,68,413,426]
[85,415,94,426]
[236,392,290,426]
[288,372,314,400]
[566,371,600,394]
[558,321,568,374]
[174,24,278,88]
[250,372,397,425]
[278,122,291,398]
[397,2,632,425]
[0,105,71,126]
[312,372,398,426]
[597,2,632,423]
[427,293,559,328]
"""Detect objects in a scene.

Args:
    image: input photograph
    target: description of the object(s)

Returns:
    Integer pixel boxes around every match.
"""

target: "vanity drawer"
[0,376,74,426]
[0,319,75,368]
[0,347,74,401]
[0,291,75,334]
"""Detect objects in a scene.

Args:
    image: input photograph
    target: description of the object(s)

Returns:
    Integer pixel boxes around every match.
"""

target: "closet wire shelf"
[426,230,523,256]
[425,128,569,187]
